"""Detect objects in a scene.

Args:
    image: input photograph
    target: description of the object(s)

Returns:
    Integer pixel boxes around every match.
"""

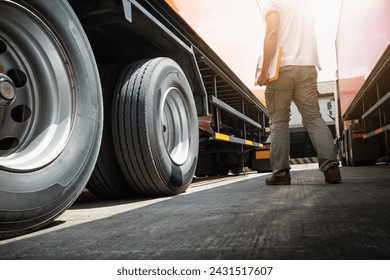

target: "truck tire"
[112,58,199,196]
[0,1,102,239]
[87,65,136,199]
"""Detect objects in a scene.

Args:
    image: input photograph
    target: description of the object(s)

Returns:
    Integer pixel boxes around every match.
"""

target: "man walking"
[257,0,341,185]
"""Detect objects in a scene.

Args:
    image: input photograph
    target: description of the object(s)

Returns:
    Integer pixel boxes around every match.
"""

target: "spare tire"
[0,0,102,239]
[112,58,199,196]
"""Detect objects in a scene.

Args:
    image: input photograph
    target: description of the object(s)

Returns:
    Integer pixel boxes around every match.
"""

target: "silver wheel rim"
[0,2,74,172]
[161,86,190,166]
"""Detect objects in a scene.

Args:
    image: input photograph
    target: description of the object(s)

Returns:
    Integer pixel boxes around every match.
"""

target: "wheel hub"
[0,2,75,172]
[161,86,190,166]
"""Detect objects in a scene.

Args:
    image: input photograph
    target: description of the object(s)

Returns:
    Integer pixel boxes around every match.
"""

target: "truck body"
[334,0,390,165]
[0,0,269,238]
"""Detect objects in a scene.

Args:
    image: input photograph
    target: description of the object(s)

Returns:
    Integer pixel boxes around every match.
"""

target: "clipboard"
[255,47,283,85]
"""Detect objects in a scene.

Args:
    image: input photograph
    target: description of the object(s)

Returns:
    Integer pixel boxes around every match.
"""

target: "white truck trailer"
[333,0,390,166]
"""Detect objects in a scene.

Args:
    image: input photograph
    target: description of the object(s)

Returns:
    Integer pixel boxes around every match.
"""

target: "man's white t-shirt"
[259,0,321,70]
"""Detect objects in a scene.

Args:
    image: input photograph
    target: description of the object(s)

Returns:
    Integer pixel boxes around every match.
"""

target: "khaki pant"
[265,66,338,176]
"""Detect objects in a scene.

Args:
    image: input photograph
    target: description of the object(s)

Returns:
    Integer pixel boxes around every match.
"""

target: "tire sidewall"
[145,58,198,194]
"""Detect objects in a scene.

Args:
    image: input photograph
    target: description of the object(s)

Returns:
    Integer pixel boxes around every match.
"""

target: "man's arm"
[257,12,280,86]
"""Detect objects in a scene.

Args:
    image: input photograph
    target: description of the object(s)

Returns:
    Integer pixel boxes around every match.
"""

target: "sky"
[168,0,342,102]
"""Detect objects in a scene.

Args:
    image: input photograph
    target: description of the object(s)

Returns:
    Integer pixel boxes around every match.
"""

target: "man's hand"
[257,70,269,87]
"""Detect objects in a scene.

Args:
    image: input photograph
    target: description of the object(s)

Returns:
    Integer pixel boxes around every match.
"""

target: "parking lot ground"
[1,164,390,260]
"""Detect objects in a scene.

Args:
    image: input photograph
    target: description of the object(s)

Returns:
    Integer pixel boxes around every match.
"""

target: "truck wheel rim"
[0,2,74,172]
[161,86,190,166]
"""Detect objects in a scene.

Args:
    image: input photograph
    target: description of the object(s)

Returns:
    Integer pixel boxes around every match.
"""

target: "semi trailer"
[0,0,269,239]
[333,0,390,166]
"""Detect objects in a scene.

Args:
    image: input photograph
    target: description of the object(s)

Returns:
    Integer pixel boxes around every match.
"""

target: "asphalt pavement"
[1,164,390,260]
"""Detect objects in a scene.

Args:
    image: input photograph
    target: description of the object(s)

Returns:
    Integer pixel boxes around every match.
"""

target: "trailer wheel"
[0,1,102,239]
[112,58,198,196]
[87,65,136,199]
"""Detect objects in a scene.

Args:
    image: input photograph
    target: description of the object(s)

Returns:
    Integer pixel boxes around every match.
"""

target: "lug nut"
[0,74,16,106]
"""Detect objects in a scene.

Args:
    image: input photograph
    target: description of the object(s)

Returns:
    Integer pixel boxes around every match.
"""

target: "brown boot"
[324,166,341,184]
[266,171,291,185]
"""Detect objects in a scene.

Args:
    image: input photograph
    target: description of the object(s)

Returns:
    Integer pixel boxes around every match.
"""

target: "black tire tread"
[87,65,136,199]
[113,59,164,196]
